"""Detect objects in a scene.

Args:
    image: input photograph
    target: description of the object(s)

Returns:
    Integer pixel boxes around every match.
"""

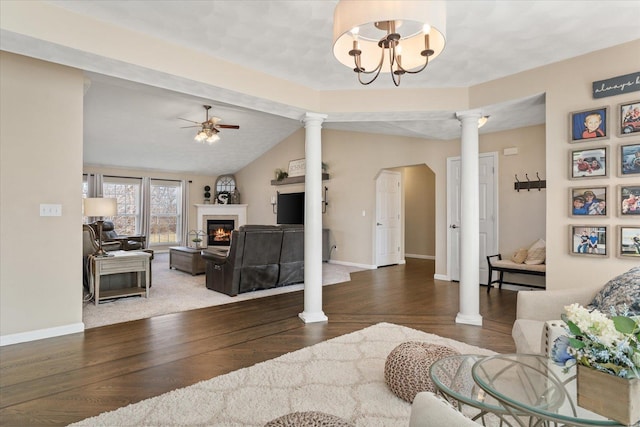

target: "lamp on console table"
[83,197,117,257]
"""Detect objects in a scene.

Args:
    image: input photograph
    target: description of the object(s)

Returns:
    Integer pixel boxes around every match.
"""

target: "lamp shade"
[83,197,117,217]
[332,0,446,72]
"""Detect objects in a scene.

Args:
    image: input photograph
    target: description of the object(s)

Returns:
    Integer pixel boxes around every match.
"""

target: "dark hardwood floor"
[0,258,517,426]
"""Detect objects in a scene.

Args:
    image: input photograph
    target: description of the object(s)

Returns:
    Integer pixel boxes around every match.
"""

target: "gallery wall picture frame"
[619,142,640,176]
[618,184,640,216]
[618,226,640,258]
[569,146,608,179]
[617,100,640,137]
[569,186,608,217]
[569,225,608,257]
[569,106,609,143]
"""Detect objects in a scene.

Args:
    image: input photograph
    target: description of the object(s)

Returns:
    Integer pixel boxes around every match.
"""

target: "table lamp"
[83,197,117,257]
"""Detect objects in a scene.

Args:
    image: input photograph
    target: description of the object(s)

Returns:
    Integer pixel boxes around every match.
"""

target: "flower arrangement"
[552,303,640,379]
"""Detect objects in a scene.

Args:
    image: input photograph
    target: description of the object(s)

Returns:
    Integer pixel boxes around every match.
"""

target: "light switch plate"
[40,204,62,216]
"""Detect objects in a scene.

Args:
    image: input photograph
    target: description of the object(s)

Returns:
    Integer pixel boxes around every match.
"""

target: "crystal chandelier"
[332,1,446,87]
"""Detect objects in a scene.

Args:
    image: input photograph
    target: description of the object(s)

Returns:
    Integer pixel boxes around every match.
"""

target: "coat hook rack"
[514,172,546,192]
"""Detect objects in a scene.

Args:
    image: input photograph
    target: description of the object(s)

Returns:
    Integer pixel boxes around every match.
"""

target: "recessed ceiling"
[27,1,640,174]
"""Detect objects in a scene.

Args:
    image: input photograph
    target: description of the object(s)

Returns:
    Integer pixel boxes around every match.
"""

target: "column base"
[298,311,328,324]
[455,312,483,326]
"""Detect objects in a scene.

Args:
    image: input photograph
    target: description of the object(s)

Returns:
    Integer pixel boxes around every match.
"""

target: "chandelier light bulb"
[423,24,431,34]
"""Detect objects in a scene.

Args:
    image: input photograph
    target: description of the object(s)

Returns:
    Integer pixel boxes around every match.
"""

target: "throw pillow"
[525,247,545,265]
[588,266,640,315]
[511,248,528,264]
[528,238,546,252]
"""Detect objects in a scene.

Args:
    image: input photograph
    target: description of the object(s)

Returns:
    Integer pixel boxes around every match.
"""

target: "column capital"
[301,112,328,126]
[455,109,483,122]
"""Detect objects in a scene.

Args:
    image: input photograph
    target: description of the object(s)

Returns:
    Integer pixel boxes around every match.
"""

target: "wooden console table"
[90,251,151,305]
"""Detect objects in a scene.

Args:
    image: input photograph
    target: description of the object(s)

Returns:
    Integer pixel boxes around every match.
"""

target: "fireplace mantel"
[195,204,247,232]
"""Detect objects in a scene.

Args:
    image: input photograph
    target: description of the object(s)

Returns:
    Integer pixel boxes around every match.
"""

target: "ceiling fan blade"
[180,125,201,128]
[178,117,201,124]
[216,124,240,129]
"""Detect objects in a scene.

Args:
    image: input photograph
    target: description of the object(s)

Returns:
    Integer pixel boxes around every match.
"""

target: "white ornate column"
[455,110,483,326]
[299,112,329,324]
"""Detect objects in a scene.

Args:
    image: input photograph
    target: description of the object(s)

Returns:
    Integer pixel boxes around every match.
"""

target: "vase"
[576,364,640,425]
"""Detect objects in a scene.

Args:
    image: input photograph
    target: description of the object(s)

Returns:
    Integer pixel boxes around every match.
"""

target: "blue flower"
[551,335,574,366]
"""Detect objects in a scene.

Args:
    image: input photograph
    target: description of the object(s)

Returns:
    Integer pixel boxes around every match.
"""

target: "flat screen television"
[277,191,304,224]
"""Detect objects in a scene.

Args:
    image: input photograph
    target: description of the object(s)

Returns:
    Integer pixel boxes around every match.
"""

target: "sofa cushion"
[512,319,545,354]
[588,266,640,315]
[511,248,528,264]
[525,239,546,265]
[409,392,479,427]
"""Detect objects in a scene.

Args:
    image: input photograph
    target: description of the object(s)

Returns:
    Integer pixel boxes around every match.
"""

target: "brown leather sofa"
[202,224,304,296]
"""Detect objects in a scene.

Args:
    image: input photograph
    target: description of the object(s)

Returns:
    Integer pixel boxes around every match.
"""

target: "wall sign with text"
[592,72,640,99]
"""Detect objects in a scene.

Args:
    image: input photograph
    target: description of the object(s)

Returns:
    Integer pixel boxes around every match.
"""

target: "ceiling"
[38,1,640,175]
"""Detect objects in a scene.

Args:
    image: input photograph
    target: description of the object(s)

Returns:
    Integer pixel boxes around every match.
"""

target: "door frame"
[446,152,499,282]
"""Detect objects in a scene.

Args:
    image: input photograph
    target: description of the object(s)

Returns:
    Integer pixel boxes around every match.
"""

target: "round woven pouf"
[384,341,460,403]
[264,411,354,427]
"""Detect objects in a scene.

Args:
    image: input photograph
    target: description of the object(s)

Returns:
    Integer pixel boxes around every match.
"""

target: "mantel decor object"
[576,364,640,425]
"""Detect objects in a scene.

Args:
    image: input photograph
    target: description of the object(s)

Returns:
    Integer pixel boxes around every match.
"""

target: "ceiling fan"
[179,105,240,144]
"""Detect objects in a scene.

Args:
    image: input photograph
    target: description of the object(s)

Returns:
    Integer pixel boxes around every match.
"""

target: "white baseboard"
[0,322,84,347]
[405,254,436,260]
[327,260,377,270]
[433,273,451,281]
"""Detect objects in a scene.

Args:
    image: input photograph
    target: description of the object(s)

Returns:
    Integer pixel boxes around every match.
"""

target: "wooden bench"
[486,254,546,292]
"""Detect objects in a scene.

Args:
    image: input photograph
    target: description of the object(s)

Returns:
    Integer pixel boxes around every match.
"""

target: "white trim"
[455,313,483,326]
[0,322,84,346]
[434,273,450,281]
[327,260,376,270]
[405,253,436,260]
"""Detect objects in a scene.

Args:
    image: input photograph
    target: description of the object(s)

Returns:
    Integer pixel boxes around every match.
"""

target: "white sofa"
[511,286,601,354]
[513,266,640,354]
[409,392,479,426]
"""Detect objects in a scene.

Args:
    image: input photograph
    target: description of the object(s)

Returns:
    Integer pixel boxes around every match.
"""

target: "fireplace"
[207,219,234,246]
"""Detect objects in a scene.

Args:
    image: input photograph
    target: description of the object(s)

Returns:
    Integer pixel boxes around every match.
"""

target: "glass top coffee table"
[429,354,520,426]
[472,354,627,427]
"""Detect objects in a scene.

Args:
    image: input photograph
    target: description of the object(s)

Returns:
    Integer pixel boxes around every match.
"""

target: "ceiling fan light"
[206,133,220,144]
[195,130,207,142]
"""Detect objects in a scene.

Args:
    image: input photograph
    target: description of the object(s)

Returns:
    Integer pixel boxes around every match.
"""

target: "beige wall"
[1,52,84,340]
[471,40,640,290]
[396,165,436,259]
[83,165,219,250]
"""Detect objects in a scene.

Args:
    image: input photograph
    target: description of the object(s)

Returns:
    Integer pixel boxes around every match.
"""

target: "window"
[150,180,182,245]
[102,177,141,235]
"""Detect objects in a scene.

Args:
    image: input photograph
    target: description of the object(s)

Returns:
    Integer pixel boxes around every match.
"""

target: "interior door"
[375,170,401,267]
[447,153,497,283]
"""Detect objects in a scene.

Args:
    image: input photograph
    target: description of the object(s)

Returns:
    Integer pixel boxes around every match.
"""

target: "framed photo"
[619,143,640,176]
[618,226,640,258]
[570,186,608,217]
[617,100,640,137]
[619,184,640,216]
[569,225,608,257]
[287,158,306,177]
[570,146,608,179]
[569,106,609,143]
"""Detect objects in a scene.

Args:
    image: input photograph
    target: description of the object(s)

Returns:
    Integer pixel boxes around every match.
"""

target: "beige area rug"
[83,253,363,329]
[69,323,497,427]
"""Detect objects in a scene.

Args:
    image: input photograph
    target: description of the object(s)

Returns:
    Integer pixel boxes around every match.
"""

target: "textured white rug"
[83,253,363,329]
[69,323,496,427]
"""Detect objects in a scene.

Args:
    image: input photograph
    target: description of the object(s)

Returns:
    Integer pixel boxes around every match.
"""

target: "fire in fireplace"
[207,219,234,246]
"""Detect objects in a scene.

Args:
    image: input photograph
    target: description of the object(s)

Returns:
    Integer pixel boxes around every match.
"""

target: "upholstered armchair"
[97,221,146,250]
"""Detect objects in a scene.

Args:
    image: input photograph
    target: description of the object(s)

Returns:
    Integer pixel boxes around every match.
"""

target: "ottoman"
[265,411,354,427]
[384,341,460,403]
